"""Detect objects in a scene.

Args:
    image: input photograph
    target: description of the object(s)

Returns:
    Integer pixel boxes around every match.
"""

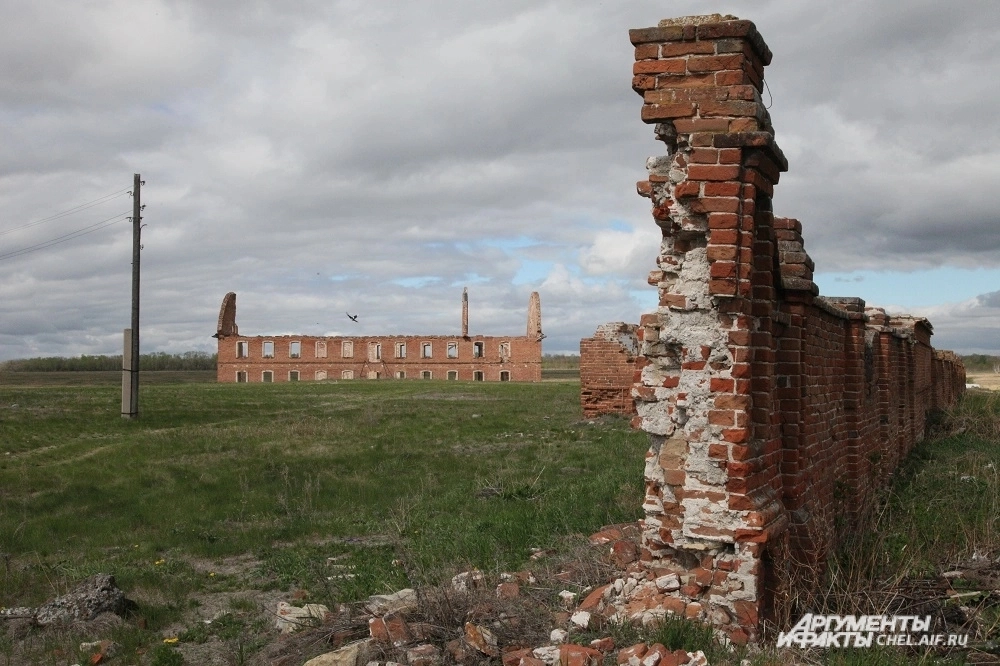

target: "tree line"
[962,354,1000,373]
[1,351,217,372]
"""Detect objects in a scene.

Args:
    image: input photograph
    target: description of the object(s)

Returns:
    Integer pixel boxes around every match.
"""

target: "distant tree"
[1,352,217,372]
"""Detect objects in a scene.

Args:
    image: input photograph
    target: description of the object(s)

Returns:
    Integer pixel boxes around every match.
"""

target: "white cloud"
[1,0,998,361]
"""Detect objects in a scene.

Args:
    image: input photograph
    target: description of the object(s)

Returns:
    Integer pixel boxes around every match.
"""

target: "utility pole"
[122,174,141,419]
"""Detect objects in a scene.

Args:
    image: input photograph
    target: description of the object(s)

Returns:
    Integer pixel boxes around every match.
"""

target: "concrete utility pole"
[122,174,142,419]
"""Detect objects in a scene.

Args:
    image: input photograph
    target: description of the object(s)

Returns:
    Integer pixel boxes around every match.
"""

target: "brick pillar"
[629,15,789,643]
[527,291,542,340]
[462,287,469,337]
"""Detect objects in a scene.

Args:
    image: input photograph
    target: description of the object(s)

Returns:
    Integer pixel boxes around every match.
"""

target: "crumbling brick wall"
[616,14,965,643]
[215,291,544,383]
[580,323,639,417]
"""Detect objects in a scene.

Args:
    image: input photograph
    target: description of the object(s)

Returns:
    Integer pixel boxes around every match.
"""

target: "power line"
[0,210,131,262]
[0,187,132,238]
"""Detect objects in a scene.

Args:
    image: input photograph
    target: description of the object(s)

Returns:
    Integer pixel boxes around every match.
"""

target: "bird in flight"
[347,313,359,322]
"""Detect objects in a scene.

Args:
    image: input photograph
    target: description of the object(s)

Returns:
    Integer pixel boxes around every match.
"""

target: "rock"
[558,590,577,606]
[445,638,471,663]
[687,652,708,666]
[559,644,603,666]
[275,602,328,634]
[589,527,624,545]
[365,589,418,615]
[590,637,615,652]
[532,645,561,666]
[641,644,668,666]
[579,584,610,611]
[654,574,680,591]
[610,540,639,567]
[451,570,485,592]
[34,574,129,626]
[463,621,499,657]
[496,582,520,599]
[617,644,647,665]
[570,610,591,629]
[79,640,118,662]
[502,648,533,666]
[406,644,441,666]
[303,640,371,666]
[550,628,568,643]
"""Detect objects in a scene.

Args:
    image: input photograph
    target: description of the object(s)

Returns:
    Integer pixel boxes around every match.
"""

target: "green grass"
[0,379,645,607]
[3,376,998,665]
[797,391,1000,666]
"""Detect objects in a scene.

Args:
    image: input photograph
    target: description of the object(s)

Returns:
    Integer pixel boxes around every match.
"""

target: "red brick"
[686,55,744,73]
[714,70,747,85]
[634,59,686,75]
[706,245,737,261]
[703,181,741,196]
[709,262,736,279]
[722,428,749,443]
[690,148,719,163]
[699,100,758,117]
[687,164,741,181]
[692,197,739,213]
[641,103,698,121]
[634,43,660,60]
[710,377,734,392]
[632,75,656,91]
[708,213,738,229]
[709,279,737,296]
[660,41,716,57]
[673,118,730,133]
[728,117,759,132]
[673,181,700,198]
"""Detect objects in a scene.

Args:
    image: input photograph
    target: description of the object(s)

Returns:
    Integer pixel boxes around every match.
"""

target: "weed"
[149,643,185,666]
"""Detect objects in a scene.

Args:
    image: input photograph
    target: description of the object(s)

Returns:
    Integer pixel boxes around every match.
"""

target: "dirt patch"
[967,374,1000,391]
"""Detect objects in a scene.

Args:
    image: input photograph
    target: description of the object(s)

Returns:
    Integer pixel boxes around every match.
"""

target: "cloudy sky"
[1,0,998,361]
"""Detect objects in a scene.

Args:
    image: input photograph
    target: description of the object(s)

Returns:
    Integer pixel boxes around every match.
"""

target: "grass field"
[0,376,644,663]
[967,373,1000,391]
[1,375,998,665]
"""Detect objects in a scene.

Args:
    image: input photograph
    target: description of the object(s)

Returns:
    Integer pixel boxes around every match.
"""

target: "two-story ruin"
[214,290,543,383]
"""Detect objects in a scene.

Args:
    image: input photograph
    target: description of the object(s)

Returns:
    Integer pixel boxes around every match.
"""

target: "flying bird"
[347,313,359,322]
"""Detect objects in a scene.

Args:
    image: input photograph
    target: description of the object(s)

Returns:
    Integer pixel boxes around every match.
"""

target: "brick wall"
[580,322,639,417]
[215,292,543,383]
[613,14,965,642]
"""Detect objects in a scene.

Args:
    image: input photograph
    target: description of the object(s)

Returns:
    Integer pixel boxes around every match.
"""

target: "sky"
[1,0,999,361]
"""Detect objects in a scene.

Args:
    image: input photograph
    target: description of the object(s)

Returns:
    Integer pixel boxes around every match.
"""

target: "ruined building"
[578,15,965,642]
[215,289,543,383]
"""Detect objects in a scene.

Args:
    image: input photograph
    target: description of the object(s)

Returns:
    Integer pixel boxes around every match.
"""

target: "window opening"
[236,341,248,358]
[262,370,273,383]
[262,341,274,358]
[289,341,301,358]
[447,342,458,358]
